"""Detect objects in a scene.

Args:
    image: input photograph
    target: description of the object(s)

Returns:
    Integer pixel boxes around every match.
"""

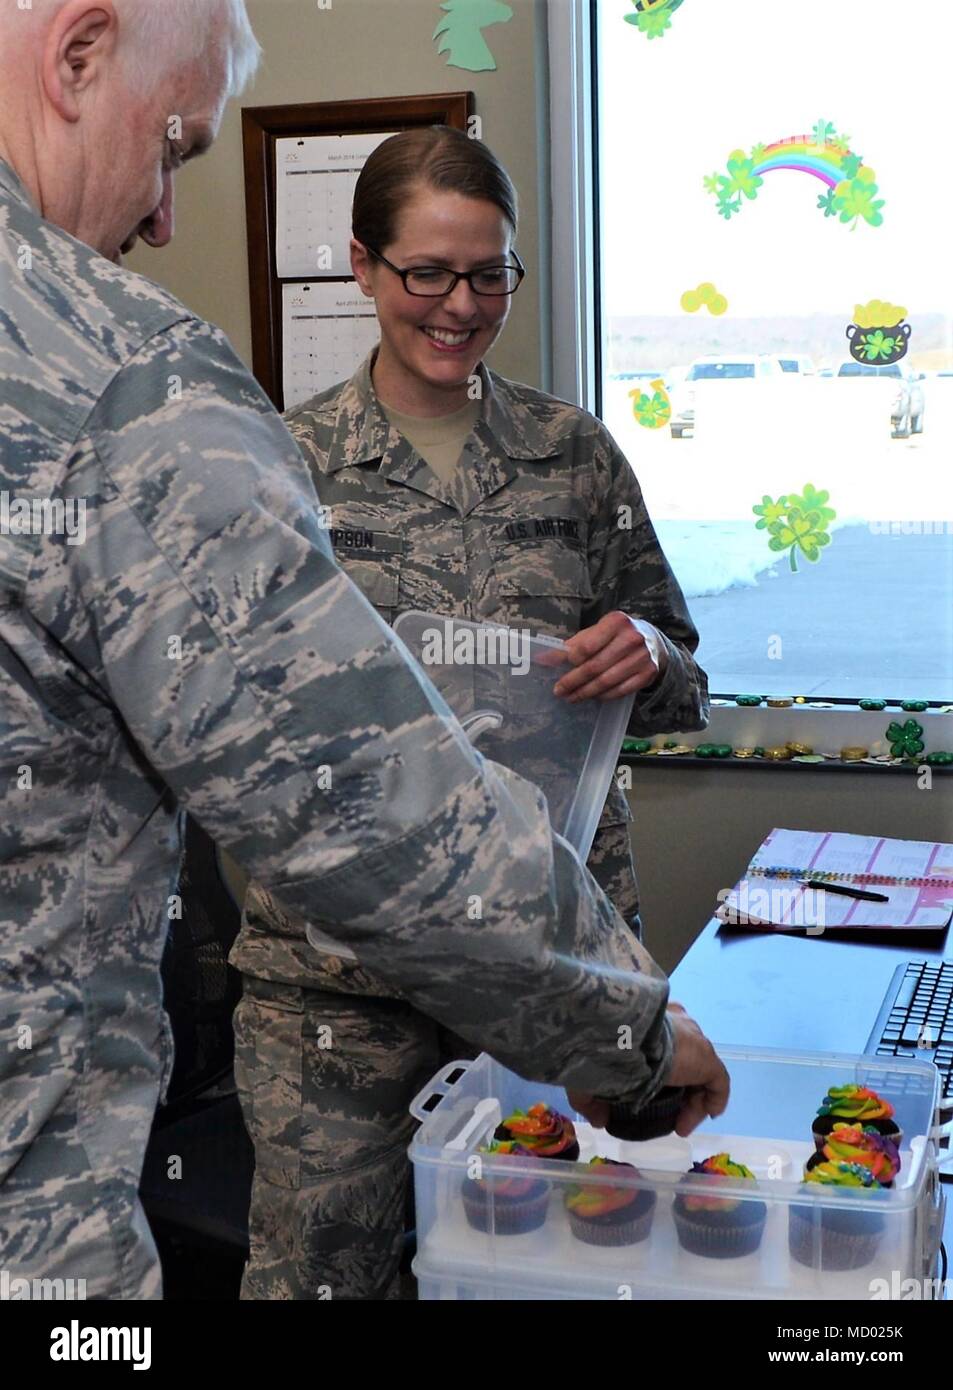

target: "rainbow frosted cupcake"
[812,1085,901,1150]
[789,1158,888,1270]
[672,1154,767,1259]
[461,1141,551,1235]
[494,1102,580,1162]
[565,1157,657,1247]
[812,1124,901,1187]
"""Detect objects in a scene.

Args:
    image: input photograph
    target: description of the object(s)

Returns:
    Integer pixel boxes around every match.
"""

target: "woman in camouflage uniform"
[231,127,709,1299]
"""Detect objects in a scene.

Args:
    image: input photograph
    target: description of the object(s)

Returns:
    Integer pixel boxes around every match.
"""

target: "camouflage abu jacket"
[1,159,674,1298]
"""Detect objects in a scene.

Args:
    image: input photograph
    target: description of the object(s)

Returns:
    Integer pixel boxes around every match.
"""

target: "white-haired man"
[0,0,727,1301]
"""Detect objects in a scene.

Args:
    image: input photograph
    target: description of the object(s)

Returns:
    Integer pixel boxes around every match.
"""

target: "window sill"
[623,699,953,769]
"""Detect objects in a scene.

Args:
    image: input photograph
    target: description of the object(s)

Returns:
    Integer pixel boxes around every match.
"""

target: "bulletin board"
[241,92,475,410]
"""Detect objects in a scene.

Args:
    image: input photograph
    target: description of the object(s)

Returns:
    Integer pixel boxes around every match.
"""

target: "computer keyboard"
[867,960,953,1108]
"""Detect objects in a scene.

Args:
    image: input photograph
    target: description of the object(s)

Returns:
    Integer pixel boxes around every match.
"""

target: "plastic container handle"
[459,709,504,744]
[408,1058,473,1123]
[446,1098,501,1152]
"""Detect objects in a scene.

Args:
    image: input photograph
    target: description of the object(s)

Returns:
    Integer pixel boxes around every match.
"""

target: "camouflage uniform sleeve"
[58,319,673,1104]
[584,423,710,735]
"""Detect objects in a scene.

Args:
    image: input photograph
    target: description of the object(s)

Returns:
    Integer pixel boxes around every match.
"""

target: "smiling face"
[351,186,516,416]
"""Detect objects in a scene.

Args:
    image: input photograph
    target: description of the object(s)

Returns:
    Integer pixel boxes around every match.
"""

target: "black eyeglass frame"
[361,244,526,297]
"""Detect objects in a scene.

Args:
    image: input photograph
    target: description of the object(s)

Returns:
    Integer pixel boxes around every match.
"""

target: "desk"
[670,920,953,1259]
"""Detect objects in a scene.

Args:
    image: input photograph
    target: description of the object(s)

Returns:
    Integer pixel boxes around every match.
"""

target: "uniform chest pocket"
[327,522,404,615]
[486,517,593,599]
[482,517,593,639]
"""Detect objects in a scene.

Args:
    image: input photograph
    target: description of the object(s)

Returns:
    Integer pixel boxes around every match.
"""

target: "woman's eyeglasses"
[362,245,525,297]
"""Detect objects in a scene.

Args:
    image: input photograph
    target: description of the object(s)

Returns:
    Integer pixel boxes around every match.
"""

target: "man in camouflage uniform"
[0,0,727,1301]
[233,351,709,1298]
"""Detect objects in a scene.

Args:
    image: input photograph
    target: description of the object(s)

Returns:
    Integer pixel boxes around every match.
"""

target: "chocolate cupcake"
[494,1102,580,1162]
[565,1157,657,1247]
[789,1159,888,1271]
[817,1124,901,1186]
[461,1141,551,1235]
[672,1154,767,1259]
[605,1086,685,1142]
[812,1085,901,1150]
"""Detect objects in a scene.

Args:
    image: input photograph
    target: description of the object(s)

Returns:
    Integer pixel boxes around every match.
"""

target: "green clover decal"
[886,719,925,759]
[787,485,836,524]
[813,118,836,145]
[753,485,836,573]
[817,190,837,218]
[624,0,684,39]
[859,329,898,363]
[840,152,863,179]
[768,509,832,571]
[753,495,788,530]
[630,380,672,430]
[832,169,885,229]
[636,9,671,36]
[725,150,763,201]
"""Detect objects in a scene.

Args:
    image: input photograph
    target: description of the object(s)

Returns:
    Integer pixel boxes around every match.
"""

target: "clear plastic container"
[393,611,634,862]
[408,1047,945,1301]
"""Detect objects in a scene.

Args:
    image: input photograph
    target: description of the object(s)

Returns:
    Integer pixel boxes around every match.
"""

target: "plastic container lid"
[393,612,634,862]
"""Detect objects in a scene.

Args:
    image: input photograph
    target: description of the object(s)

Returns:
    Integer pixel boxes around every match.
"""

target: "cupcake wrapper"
[673,1203,767,1259]
[788,1205,884,1271]
[462,1183,550,1235]
[568,1196,656,1247]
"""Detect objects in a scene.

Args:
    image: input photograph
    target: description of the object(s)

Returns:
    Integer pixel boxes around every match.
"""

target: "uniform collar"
[0,158,38,213]
[326,348,561,474]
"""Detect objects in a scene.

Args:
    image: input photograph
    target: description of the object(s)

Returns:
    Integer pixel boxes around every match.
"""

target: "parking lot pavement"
[688,524,953,698]
[600,376,953,699]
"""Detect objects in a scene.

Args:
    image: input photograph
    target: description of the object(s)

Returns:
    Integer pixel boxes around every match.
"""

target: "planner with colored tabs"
[717,828,953,933]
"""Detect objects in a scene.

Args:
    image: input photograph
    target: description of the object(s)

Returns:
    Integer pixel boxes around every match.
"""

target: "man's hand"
[567,1003,729,1137]
[553,612,668,703]
[666,1002,730,1136]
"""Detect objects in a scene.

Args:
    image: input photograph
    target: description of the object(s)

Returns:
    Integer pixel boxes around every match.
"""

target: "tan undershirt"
[380,397,481,486]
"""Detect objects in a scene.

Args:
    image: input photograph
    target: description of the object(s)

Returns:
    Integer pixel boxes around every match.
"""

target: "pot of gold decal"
[846,300,910,366]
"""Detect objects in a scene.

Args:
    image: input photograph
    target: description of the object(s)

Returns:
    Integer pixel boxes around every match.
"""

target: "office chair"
[139,815,252,1300]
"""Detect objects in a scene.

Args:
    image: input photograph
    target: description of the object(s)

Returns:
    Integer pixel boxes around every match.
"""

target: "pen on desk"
[799,879,890,903]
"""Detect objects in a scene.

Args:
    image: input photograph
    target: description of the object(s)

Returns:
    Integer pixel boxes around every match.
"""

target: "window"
[587,0,953,701]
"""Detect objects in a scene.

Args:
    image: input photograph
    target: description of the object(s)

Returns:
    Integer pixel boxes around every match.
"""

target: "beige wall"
[127,0,551,389]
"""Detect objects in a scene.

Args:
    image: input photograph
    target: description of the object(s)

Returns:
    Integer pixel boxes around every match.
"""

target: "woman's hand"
[553,612,668,702]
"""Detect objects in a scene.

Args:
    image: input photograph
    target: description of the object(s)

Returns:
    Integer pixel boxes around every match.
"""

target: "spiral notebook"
[717,828,953,934]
